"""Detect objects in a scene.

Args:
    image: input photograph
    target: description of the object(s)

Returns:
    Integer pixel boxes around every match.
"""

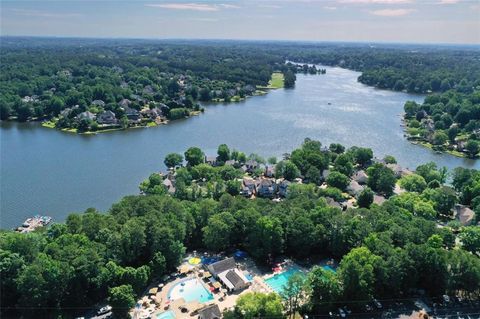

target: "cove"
[1,65,478,228]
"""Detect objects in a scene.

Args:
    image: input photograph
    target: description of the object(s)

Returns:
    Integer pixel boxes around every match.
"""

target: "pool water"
[322,265,336,273]
[168,279,214,303]
[157,310,175,319]
[264,267,306,294]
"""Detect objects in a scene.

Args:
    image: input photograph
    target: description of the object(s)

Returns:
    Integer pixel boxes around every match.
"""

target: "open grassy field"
[257,72,284,89]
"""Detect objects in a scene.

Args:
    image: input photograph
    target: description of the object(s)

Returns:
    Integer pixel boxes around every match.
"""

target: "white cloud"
[339,0,413,4]
[324,6,338,10]
[145,3,240,11]
[370,8,415,16]
[219,4,241,9]
[438,0,460,4]
[145,3,220,11]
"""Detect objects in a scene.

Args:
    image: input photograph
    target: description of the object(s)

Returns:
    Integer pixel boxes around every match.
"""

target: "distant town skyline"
[1,0,479,44]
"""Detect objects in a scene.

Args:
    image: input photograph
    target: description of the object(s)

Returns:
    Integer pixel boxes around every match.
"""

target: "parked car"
[98,305,112,315]
[338,308,346,318]
[442,295,450,304]
[365,304,372,312]
[373,298,382,309]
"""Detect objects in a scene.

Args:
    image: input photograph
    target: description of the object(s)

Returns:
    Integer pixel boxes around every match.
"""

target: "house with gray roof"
[97,110,117,125]
[257,179,276,198]
[76,111,96,121]
[91,100,105,107]
[454,204,475,226]
[198,304,221,319]
[207,257,249,292]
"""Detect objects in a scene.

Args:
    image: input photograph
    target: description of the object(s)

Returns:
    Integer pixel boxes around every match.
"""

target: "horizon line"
[2,34,480,47]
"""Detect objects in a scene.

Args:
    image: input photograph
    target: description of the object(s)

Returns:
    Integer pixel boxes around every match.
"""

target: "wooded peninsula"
[1,139,479,319]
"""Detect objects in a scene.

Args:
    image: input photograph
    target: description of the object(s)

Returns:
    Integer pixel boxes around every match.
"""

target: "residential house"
[76,111,96,121]
[347,180,364,196]
[97,111,117,125]
[91,100,105,107]
[242,160,259,173]
[143,85,155,95]
[278,179,290,197]
[125,107,141,123]
[241,178,256,197]
[162,178,176,194]
[198,304,221,319]
[373,195,386,205]
[206,258,249,292]
[325,197,345,210]
[322,169,330,181]
[119,98,131,108]
[256,179,276,198]
[352,170,368,184]
[224,160,237,167]
[454,204,475,226]
[264,165,276,178]
[205,156,218,166]
[386,164,413,178]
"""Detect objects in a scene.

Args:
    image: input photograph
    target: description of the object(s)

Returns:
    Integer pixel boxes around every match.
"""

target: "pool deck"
[131,254,337,319]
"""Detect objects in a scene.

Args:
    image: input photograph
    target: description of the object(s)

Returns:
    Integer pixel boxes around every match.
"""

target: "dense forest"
[2,38,479,134]
[1,139,479,318]
[403,90,480,157]
[0,38,302,132]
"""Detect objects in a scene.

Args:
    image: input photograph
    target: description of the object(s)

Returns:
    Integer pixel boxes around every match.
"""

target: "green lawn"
[257,72,284,89]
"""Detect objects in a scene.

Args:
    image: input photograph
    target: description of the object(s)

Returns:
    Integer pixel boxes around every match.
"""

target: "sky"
[1,0,479,44]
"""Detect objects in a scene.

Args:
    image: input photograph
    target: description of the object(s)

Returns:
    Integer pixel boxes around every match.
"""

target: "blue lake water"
[1,65,478,228]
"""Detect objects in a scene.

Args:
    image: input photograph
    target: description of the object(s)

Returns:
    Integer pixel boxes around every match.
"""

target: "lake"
[1,65,478,228]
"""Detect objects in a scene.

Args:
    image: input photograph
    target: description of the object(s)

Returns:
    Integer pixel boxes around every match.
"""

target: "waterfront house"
[386,163,413,178]
[125,107,141,123]
[76,111,96,121]
[97,110,117,125]
[198,304,221,319]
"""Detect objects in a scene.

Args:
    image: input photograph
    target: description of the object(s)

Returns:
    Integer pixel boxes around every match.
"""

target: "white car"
[338,308,346,318]
[373,298,382,309]
[98,305,112,315]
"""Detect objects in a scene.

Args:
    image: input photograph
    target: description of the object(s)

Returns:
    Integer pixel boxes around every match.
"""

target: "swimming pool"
[157,310,175,319]
[168,278,214,303]
[322,265,336,273]
[264,267,306,294]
